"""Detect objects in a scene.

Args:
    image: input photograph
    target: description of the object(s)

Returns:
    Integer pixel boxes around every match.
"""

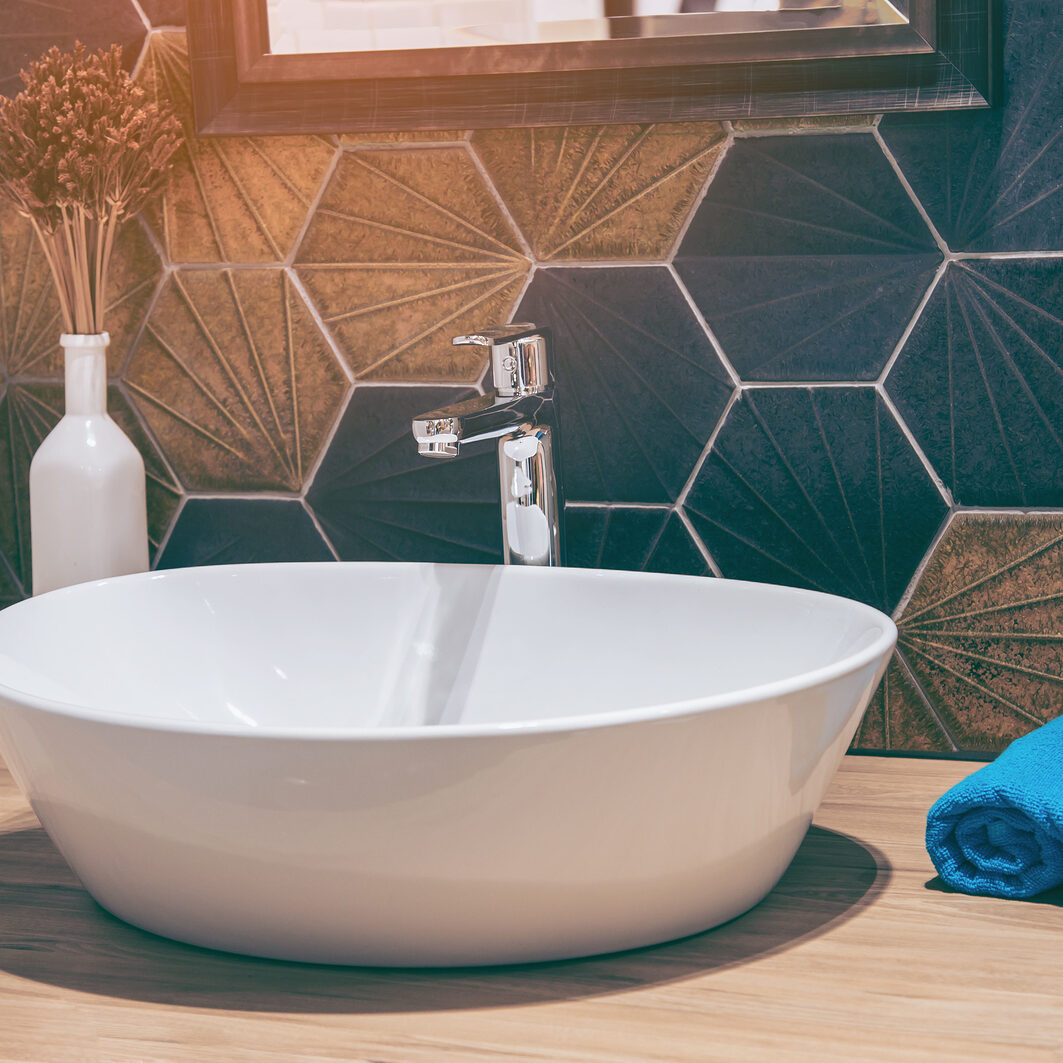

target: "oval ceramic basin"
[0,563,895,966]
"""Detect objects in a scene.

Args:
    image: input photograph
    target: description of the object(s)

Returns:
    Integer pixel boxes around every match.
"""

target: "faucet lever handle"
[453,323,551,398]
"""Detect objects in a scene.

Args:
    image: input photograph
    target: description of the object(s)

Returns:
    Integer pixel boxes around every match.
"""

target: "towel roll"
[926,715,1063,898]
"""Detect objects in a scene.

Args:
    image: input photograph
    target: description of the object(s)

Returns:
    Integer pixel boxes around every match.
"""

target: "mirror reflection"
[266,0,900,54]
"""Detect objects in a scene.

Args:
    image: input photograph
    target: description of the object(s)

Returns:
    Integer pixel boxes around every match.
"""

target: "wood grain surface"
[0,755,1059,1062]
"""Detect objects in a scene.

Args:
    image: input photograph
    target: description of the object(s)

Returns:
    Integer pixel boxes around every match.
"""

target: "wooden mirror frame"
[186,0,999,134]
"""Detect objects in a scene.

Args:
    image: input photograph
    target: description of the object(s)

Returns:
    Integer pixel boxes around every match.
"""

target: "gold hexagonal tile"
[471,122,727,261]
[882,513,1063,755]
[126,269,349,491]
[139,32,336,264]
[0,383,180,594]
[0,204,163,379]
[295,147,529,381]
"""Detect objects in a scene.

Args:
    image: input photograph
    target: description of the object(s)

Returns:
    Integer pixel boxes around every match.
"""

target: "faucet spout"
[412,392,547,457]
[411,324,564,566]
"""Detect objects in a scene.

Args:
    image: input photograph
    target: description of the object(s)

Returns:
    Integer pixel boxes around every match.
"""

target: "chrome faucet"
[412,324,564,566]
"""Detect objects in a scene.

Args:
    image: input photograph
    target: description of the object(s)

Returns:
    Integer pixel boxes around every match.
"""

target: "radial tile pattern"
[516,267,733,504]
[565,507,711,577]
[684,388,948,613]
[139,33,337,264]
[675,135,942,381]
[472,123,726,262]
[880,1,1063,252]
[306,386,501,563]
[0,210,161,379]
[0,384,53,595]
[0,0,145,97]
[295,148,529,382]
[158,499,333,569]
[891,513,1063,754]
[852,652,955,754]
[126,269,349,492]
[0,384,178,596]
[0,200,62,378]
[887,260,1063,507]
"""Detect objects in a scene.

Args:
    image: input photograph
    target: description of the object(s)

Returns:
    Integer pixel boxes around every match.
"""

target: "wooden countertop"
[0,755,1060,1063]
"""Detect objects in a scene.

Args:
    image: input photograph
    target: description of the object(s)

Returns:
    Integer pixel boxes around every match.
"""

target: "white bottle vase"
[29,332,149,596]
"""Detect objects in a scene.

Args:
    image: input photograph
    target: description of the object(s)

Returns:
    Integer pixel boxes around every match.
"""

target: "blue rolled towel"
[926,715,1063,898]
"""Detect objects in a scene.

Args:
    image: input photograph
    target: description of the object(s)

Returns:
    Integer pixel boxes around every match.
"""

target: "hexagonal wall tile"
[564,507,711,577]
[887,513,1063,755]
[0,0,145,97]
[126,269,349,492]
[683,387,948,613]
[0,383,180,595]
[674,135,942,381]
[295,148,529,382]
[880,2,1063,252]
[138,32,336,264]
[306,386,501,563]
[158,499,333,569]
[472,122,726,262]
[887,260,1063,507]
[516,267,733,504]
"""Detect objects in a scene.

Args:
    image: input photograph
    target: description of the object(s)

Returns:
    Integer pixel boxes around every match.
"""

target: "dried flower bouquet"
[0,43,181,335]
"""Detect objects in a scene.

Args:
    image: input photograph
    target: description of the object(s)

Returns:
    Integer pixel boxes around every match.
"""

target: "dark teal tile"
[684,388,947,612]
[880,1,1063,252]
[886,260,1063,506]
[306,386,502,563]
[565,507,712,577]
[516,267,733,504]
[675,134,941,381]
[157,499,332,568]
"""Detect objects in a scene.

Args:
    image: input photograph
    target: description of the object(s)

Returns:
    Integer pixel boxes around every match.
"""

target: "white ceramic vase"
[29,332,149,596]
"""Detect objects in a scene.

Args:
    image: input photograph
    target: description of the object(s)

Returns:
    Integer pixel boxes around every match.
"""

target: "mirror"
[186,0,997,134]
[265,0,903,55]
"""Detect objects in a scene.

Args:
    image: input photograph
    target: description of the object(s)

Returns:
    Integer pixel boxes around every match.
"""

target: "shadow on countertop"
[924,876,1063,906]
[0,824,889,1013]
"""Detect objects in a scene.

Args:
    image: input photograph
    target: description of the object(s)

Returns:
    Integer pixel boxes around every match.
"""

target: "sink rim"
[0,562,897,741]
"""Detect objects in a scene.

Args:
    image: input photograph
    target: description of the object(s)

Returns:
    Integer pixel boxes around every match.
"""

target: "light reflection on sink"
[0,562,895,966]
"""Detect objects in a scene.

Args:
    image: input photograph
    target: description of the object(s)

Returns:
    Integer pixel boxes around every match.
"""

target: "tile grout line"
[565,501,672,510]
[127,0,152,36]
[876,385,955,509]
[285,267,356,386]
[150,493,187,570]
[675,505,724,578]
[666,264,743,388]
[876,257,949,387]
[894,644,962,754]
[284,144,345,271]
[731,121,880,139]
[666,126,733,263]
[891,508,956,620]
[129,24,153,80]
[298,383,357,503]
[745,380,878,389]
[675,386,742,511]
[954,250,1063,260]
[464,140,536,263]
[873,125,952,257]
[301,497,343,561]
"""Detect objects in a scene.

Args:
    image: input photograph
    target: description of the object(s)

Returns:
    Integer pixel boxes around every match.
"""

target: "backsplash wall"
[0,1,1060,756]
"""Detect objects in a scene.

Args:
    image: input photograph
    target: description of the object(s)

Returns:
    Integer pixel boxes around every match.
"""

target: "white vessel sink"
[0,563,895,966]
